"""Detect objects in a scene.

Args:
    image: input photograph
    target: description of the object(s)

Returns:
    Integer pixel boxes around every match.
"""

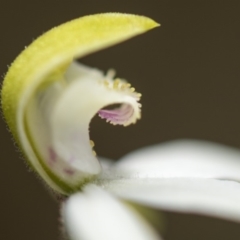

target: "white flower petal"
[99,178,240,222]
[26,62,141,189]
[107,140,240,181]
[62,184,162,240]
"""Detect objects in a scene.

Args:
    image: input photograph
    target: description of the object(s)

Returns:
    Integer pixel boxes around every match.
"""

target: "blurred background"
[1,0,240,239]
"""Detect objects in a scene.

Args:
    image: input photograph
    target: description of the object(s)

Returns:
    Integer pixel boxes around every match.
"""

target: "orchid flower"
[2,13,240,240]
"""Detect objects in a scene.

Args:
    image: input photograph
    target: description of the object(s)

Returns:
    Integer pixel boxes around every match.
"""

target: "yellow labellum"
[1,13,159,194]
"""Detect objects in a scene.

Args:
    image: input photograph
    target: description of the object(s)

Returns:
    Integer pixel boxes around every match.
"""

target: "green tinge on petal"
[1,13,159,194]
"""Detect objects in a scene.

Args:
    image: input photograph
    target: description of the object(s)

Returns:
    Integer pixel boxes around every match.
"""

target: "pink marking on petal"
[48,147,57,163]
[98,104,134,124]
[64,168,75,175]
[68,155,75,163]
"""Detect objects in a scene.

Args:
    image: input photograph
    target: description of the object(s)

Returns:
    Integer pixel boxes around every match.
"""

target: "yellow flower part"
[1,13,159,194]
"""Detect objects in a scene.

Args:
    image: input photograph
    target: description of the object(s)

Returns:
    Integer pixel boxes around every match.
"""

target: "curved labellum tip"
[1,13,158,194]
[29,62,142,192]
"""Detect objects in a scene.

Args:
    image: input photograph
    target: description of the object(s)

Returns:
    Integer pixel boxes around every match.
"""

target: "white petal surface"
[63,184,162,240]
[98,178,240,222]
[26,61,142,189]
[51,62,140,179]
[109,140,240,181]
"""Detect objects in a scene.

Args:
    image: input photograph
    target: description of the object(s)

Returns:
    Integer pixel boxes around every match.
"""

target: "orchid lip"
[24,62,142,190]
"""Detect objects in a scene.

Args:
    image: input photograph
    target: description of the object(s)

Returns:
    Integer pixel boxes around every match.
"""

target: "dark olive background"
[1,0,240,239]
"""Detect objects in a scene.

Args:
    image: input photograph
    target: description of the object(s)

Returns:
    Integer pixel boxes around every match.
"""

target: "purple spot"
[64,168,75,175]
[68,155,75,163]
[48,147,57,163]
